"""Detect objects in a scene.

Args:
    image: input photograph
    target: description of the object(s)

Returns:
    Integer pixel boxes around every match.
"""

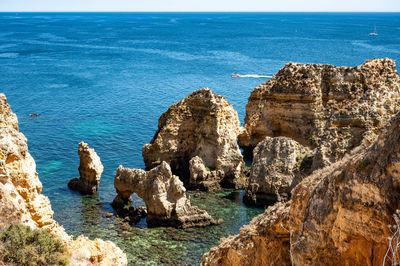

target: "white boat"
[369,26,378,36]
[231,73,272,78]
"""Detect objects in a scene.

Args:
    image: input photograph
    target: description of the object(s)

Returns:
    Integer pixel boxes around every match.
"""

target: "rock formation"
[244,137,312,206]
[239,58,400,170]
[202,107,400,265]
[112,161,216,228]
[0,94,127,265]
[142,88,245,189]
[189,156,224,192]
[201,202,291,265]
[68,141,104,194]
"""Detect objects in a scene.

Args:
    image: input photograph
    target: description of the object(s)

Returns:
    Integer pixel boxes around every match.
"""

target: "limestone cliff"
[244,137,312,206]
[112,162,216,228]
[239,58,400,170]
[0,94,127,265]
[68,141,104,195]
[201,202,290,265]
[142,88,245,189]
[202,110,400,265]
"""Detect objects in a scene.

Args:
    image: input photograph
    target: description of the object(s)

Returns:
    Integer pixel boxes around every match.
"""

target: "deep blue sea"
[1,12,400,264]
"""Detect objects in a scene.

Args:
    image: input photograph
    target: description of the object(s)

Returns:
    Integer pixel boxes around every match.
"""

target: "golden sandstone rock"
[239,58,400,170]
[112,161,215,228]
[143,88,245,189]
[201,59,400,265]
[0,93,127,265]
[68,141,104,195]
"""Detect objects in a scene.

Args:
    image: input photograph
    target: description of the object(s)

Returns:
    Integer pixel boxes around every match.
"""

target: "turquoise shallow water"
[1,12,400,264]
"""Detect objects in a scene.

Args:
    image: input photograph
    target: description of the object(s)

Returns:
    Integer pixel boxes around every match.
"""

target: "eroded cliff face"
[0,94,127,265]
[202,110,400,265]
[244,137,312,206]
[239,58,400,170]
[68,141,104,195]
[112,161,216,228]
[201,202,291,266]
[142,88,245,189]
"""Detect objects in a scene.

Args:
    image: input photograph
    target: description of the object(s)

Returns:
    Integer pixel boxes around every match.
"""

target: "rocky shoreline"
[1,58,400,265]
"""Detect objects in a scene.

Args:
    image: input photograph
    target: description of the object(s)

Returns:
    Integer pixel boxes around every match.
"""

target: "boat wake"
[231,73,272,78]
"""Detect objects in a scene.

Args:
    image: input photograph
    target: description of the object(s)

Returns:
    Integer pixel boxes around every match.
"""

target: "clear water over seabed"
[0,12,399,264]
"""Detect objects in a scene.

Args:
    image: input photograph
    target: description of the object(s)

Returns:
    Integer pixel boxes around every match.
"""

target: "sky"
[0,0,399,12]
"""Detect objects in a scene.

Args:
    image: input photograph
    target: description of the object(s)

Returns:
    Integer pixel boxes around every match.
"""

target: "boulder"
[0,93,127,265]
[112,161,216,228]
[68,141,104,194]
[244,137,312,206]
[142,88,245,188]
[239,58,400,170]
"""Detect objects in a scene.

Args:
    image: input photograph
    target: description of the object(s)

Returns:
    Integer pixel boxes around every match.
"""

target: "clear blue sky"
[0,0,399,12]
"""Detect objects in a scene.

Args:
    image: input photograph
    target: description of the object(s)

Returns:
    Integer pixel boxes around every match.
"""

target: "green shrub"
[0,224,68,266]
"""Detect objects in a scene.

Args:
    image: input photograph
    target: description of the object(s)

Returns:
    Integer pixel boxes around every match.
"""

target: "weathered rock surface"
[244,136,312,206]
[0,94,127,265]
[201,202,291,265]
[239,58,400,170]
[68,141,104,194]
[112,161,216,228]
[189,156,223,191]
[142,88,245,189]
[202,109,400,265]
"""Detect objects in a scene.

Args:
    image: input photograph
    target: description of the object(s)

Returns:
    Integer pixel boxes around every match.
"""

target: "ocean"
[1,12,399,264]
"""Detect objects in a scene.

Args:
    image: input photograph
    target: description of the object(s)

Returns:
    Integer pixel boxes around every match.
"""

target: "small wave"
[38,33,72,43]
[47,84,69,89]
[352,40,400,54]
[0,53,19,58]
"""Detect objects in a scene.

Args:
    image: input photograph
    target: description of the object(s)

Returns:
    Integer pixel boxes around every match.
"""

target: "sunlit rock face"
[113,161,216,228]
[243,136,313,206]
[68,141,104,195]
[189,156,224,192]
[142,88,245,189]
[239,58,400,170]
[201,202,291,266]
[202,110,400,265]
[0,93,127,265]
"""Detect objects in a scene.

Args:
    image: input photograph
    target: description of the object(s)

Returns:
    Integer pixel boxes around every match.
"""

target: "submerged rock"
[239,58,400,170]
[0,94,127,265]
[112,161,216,228]
[202,108,400,265]
[142,88,245,189]
[68,141,104,195]
[244,137,312,206]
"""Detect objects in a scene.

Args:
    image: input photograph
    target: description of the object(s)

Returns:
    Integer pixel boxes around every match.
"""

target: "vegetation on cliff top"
[0,224,68,266]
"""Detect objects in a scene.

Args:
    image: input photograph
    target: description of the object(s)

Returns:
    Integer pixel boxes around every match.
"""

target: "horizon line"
[0,11,399,13]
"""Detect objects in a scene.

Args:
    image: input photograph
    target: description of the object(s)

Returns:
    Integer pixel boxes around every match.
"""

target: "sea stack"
[142,88,245,189]
[112,162,217,228]
[68,141,104,195]
[239,58,400,170]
